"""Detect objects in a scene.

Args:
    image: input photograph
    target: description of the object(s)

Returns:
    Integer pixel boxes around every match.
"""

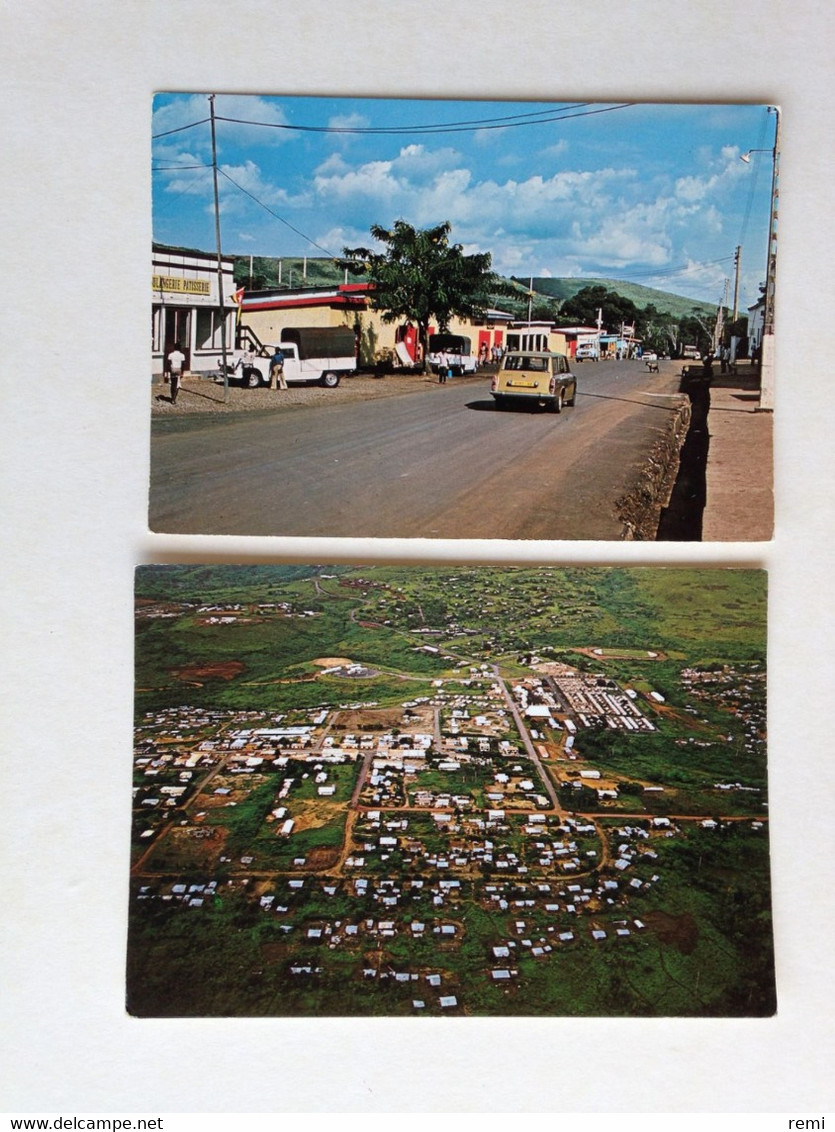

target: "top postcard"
[150,96,776,541]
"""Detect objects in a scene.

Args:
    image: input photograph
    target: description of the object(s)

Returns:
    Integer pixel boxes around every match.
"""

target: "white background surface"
[2,0,833,1114]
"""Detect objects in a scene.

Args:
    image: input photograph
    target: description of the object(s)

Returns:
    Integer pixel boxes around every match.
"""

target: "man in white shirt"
[165,343,186,404]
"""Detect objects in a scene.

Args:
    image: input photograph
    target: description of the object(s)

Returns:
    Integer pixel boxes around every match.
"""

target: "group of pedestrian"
[240,345,287,389]
[476,343,503,366]
[164,342,289,400]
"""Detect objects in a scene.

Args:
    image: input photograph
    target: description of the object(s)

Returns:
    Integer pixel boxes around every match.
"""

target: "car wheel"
[552,390,563,414]
[320,371,340,388]
[566,384,576,407]
[245,368,260,388]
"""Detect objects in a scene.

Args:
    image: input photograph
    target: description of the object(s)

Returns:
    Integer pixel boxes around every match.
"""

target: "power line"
[151,165,215,214]
[151,101,633,141]
[214,102,633,137]
[151,117,211,140]
[611,256,735,283]
[216,167,338,259]
[153,163,212,172]
[737,109,771,251]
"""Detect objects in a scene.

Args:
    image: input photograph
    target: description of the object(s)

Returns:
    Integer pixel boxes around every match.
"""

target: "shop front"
[152,244,238,377]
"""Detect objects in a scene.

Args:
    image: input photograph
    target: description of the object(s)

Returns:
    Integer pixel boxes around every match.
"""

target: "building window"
[196,308,221,351]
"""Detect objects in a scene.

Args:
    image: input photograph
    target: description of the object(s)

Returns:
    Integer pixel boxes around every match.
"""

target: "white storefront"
[151,243,238,376]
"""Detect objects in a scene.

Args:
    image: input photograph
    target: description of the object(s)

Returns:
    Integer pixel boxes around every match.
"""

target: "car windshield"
[505,355,547,371]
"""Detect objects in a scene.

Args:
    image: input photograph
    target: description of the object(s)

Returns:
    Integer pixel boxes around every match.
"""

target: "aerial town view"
[129,565,774,1017]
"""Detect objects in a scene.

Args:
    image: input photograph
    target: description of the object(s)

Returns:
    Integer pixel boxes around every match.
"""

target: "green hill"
[230,255,716,321]
[522,276,716,320]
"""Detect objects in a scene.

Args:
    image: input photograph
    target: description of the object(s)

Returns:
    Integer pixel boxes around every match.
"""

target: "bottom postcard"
[129,564,774,1017]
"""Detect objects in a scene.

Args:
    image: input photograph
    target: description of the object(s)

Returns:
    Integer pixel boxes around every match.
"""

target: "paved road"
[149,360,684,539]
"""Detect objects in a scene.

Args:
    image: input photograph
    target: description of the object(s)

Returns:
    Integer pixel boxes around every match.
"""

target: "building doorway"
[164,308,191,368]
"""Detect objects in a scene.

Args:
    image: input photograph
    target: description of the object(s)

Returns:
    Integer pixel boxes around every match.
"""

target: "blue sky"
[152,94,776,308]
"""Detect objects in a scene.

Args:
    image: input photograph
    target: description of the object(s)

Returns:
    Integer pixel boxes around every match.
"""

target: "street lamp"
[739,106,780,411]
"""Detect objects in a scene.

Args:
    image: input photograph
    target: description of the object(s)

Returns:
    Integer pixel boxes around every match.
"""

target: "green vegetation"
[129,565,772,1017]
[227,252,721,342]
[341,220,497,373]
[526,276,716,322]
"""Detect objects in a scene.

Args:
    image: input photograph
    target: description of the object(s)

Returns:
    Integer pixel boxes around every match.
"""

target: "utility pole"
[760,106,780,411]
[209,95,229,402]
[713,279,729,354]
[732,245,741,322]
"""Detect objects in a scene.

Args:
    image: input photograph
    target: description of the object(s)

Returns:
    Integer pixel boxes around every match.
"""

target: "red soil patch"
[643,910,700,954]
[304,847,341,870]
[172,660,245,682]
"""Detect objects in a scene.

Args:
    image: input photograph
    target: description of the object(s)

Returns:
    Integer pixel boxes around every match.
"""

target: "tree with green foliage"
[342,221,496,372]
[556,284,642,335]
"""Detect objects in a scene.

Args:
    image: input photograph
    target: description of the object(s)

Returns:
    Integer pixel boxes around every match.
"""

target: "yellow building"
[239,282,516,367]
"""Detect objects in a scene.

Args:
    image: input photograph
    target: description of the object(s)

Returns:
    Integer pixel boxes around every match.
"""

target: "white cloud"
[313,159,400,204]
[152,95,214,151]
[328,112,369,131]
[219,160,310,210]
[152,94,291,159]
[473,126,510,146]
[315,153,350,176]
[314,225,372,256]
[675,175,710,204]
[211,95,290,147]
[162,168,213,197]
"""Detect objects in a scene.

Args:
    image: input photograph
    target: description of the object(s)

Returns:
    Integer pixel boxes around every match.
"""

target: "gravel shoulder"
[151,369,490,417]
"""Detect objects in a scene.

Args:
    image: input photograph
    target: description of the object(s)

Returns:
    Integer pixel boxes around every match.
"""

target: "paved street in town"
[149,359,687,540]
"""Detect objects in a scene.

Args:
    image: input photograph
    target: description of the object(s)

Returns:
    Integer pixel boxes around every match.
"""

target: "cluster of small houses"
[679,663,766,754]
[513,672,658,734]
[136,599,320,625]
[134,679,770,1011]
[134,818,686,1010]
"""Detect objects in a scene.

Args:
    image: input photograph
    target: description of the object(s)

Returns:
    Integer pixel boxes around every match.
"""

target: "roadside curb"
[617,394,692,540]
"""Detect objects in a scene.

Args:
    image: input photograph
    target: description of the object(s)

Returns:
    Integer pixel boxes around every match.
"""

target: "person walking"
[270,345,286,389]
[165,343,186,405]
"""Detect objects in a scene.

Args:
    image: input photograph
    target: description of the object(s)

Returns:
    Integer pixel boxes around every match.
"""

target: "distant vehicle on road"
[682,344,699,360]
[575,342,599,361]
[642,351,658,362]
[491,351,577,413]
